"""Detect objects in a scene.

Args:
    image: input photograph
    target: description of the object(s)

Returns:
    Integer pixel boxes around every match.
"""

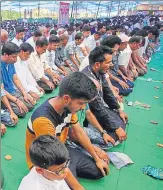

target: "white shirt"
[14,57,39,94]
[138,47,144,57]
[26,37,36,50]
[27,51,50,81]
[118,44,132,69]
[11,37,23,47]
[79,55,89,71]
[18,167,70,190]
[45,49,58,71]
[84,34,100,52]
[134,23,141,29]
[64,31,75,45]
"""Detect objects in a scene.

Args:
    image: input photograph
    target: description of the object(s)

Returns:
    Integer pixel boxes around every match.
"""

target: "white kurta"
[14,57,40,94]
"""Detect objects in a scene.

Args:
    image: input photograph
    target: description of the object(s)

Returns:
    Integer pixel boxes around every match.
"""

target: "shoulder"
[18,170,37,190]
[31,101,51,120]
[82,65,91,75]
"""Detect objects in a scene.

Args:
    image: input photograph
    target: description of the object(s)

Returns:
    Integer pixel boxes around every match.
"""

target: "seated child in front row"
[18,135,71,190]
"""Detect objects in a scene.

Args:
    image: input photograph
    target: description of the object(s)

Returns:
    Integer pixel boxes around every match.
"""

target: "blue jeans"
[1,109,15,127]
[111,76,134,96]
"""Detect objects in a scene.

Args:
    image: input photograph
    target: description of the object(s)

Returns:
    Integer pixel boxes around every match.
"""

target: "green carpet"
[1,37,163,190]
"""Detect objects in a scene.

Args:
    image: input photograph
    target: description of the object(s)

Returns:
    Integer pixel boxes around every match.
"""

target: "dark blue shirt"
[1,61,16,94]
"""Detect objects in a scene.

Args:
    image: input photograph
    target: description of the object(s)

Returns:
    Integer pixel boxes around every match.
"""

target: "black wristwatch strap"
[101,130,107,136]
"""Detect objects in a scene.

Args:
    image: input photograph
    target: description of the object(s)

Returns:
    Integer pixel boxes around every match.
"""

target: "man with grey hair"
[1,29,8,45]
[55,34,76,74]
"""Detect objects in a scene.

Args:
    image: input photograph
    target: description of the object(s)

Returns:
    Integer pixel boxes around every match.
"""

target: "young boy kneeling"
[19,135,71,190]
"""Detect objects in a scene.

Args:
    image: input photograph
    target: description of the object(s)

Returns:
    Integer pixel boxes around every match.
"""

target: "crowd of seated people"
[1,14,163,190]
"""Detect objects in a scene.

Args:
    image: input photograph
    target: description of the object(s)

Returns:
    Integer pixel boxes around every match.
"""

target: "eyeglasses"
[45,158,70,176]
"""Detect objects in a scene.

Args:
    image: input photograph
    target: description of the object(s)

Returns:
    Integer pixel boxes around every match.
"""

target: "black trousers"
[67,146,104,180]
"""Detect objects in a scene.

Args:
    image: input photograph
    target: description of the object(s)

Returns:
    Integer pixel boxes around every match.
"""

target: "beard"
[64,106,71,114]
[99,68,107,75]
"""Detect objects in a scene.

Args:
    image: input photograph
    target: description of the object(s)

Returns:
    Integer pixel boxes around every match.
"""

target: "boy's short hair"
[33,30,42,37]
[49,35,60,43]
[82,25,90,32]
[15,26,25,33]
[36,37,48,47]
[75,32,83,40]
[129,36,141,44]
[2,42,20,55]
[101,35,121,48]
[59,72,97,101]
[19,43,34,53]
[50,30,57,36]
[89,46,113,66]
[30,135,69,169]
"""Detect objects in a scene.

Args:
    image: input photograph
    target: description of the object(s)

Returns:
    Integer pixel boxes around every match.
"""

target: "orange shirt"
[25,99,78,169]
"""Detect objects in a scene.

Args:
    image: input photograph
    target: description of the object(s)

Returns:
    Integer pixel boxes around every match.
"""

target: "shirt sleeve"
[25,64,38,87]
[32,117,56,137]
[11,64,16,75]
[42,54,51,70]
[1,86,6,97]
[27,56,43,80]
[71,114,78,124]
[67,44,74,55]
[59,48,68,62]
[118,52,127,66]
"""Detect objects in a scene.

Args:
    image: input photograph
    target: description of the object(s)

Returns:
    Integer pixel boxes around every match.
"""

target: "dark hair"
[148,27,159,37]
[129,28,140,36]
[82,25,90,32]
[36,37,48,47]
[135,29,148,37]
[106,26,112,31]
[98,23,106,31]
[143,26,151,31]
[89,46,113,66]
[34,30,42,37]
[75,32,83,40]
[2,42,20,55]
[101,35,121,48]
[67,27,74,32]
[49,35,60,43]
[50,30,57,36]
[59,72,97,100]
[45,24,51,28]
[15,26,25,33]
[94,31,102,36]
[30,135,69,169]
[129,36,141,44]
[19,43,34,53]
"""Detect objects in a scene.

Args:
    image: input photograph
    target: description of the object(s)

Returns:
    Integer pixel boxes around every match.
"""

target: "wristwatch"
[101,130,107,136]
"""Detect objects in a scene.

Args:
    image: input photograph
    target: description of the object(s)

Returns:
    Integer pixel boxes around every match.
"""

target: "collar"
[33,51,40,57]
[1,60,7,67]
[15,37,21,42]
[88,65,101,80]
[127,44,132,52]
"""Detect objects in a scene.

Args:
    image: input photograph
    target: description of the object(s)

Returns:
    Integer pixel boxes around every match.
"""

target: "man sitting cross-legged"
[14,43,44,101]
[1,84,18,127]
[1,42,35,117]
[27,37,59,93]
